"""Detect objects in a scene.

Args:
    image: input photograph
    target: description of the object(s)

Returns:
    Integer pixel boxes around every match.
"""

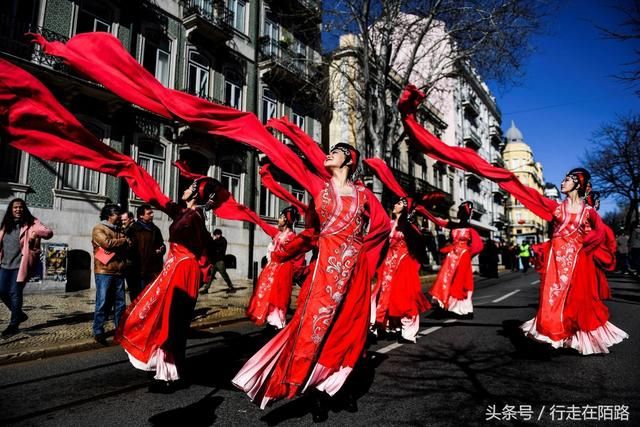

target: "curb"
[0,311,250,366]
[0,273,443,366]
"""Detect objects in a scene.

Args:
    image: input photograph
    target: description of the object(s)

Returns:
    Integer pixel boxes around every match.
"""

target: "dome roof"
[505,120,524,143]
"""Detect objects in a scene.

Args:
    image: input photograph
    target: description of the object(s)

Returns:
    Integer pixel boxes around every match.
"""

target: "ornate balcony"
[182,0,234,44]
[462,92,481,118]
[390,168,454,216]
[265,0,322,24]
[489,124,503,148]
[179,88,228,106]
[0,14,69,73]
[258,37,320,91]
[491,155,505,168]
[463,125,482,150]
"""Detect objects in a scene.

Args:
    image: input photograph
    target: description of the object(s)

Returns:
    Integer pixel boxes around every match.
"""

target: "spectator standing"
[630,221,640,272]
[120,211,137,301]
[615,231,629,274]
[0,198,53,337]
[482,239,500,278]
[200,229,235,293]
[519,241,532,273]
[92,204,130,345]
[125,205,165,301]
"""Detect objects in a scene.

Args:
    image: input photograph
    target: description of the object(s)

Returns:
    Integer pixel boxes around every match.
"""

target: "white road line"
[491,289,521,303]
[377,342,404,354]
[530,279,540,285]
[377,320,458,354]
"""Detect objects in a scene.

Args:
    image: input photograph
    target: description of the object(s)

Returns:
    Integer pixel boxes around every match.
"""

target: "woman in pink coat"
[0,198,53,337]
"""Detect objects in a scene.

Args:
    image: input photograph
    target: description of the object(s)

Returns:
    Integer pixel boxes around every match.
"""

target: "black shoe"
[199,289,209,294]
[1,325,19,338]
[18,312,28,324]
[226,287,237,293]
[148,380,176,394]
[343,393,358,413]
[311,393,329,423]
[94,333,108,346]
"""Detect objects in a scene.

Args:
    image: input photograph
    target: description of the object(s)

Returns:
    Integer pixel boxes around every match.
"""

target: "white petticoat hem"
[520,317,629,355]
[447,292,473,315]
[126,348,179,381]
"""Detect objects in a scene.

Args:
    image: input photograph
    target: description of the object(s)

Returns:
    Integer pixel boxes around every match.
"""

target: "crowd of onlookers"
[0,198,235,342]
[615,221,640,275]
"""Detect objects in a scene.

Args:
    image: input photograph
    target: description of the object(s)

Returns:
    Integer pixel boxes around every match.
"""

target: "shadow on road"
[259,351,386,425]
[499,319,555,361]
[149,391,223,426]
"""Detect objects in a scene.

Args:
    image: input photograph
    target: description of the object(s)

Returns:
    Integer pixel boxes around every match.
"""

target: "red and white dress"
[247,229,302,329]
[521,200,627,354]
[373,219,431,341]
[429,227,483,315]
[116,206,208,381]
[233,181,387,408]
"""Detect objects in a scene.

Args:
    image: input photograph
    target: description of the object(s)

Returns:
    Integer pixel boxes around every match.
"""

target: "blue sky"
[488,0,640,213]
[322,1,639,213]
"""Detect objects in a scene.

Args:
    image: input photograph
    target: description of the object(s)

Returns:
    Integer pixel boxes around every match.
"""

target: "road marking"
[377,342,404,354]
[491,289,521,303]
[530,279,540,285]
[377,319,458,354]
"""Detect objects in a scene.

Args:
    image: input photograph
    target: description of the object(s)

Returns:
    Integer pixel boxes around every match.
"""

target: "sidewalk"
[0,274,438,366]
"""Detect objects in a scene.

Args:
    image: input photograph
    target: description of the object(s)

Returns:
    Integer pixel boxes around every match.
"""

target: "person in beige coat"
[91,203,131,345]
[0,198,53,337]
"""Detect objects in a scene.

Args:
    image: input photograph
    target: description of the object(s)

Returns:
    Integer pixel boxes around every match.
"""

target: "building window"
[76,1,112,34]
[143,31,171,87]
[229,0,246,33]
[0,143,21,183]
[259,187,279,218]
[222,172,241,202]
[225,70,244,109]
[291,38,306,74]
[263,12,279,55]
[62,123,105,192]
[292,111,304,130]
[187,50,209,98]
[291,188,305,204]
[137,138,166,190]
[220,157,243,202]
[261,87,277,123]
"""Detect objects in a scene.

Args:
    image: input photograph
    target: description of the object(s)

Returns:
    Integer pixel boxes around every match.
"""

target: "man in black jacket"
[200,229,235,293]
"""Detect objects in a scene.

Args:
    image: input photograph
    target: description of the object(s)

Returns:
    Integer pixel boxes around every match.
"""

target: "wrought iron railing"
[258,36,313,81]
[0,15,69,72]
[179,88,229,106]
[183,0,234,32]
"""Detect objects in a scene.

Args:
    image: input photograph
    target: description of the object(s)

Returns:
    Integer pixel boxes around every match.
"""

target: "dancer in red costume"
[520,169,627,354]
[232,143,390,422]
[117,177,220,393]
[428,202,483,317]
[374,198,431,342]
[247,206,304,330]
[396,86,627,354]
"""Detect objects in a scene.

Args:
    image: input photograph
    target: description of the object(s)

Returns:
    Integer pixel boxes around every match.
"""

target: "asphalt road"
[0,271,638,426]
